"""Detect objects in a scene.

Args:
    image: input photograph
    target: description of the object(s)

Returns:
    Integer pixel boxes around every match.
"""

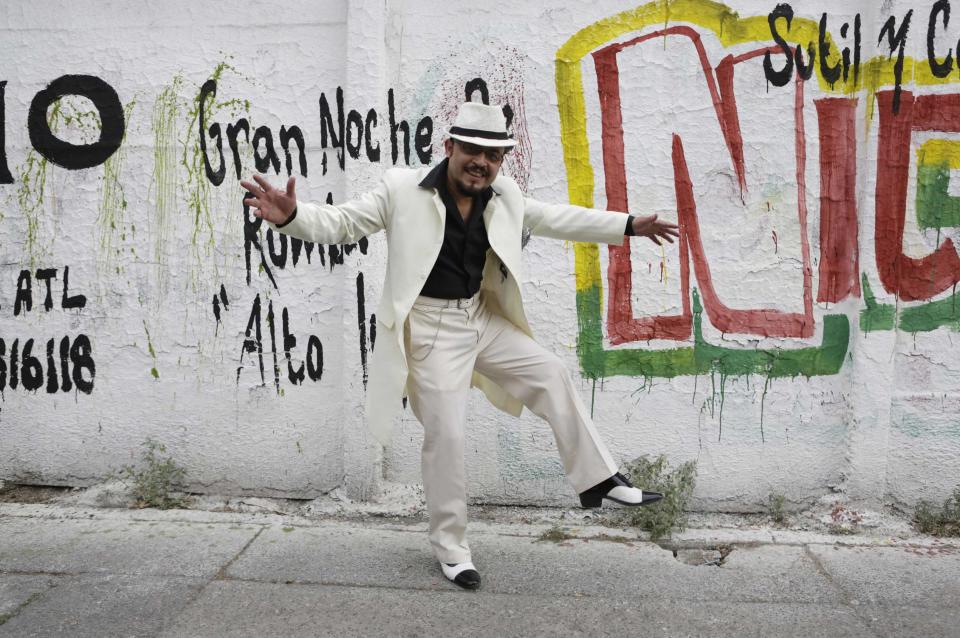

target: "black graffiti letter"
[14,269,31,316]
[306,335,323,381]
[253,126,281,174]
[61,266,86,309]
[21,339,43,392]
[35,268,57,311]
[197,79,226,186]
[929,0,954,78]
[226,118,250,180]
[465,78,489,104]
[357,272,368,389]
[879,9,914,114]
[0,82,13,184]
[818,13,842,86]
[282,308,305,385]
[319,87,346,170]
[266,300,280,394]
[388,88,410,166]
[267,228,288,269]
[240,294,265,385]
[28,75,124,170]
[764,4,795,88]
[45,338,58,393]
[0,339,5,391]
[10,339,18,389]
[70,334,95,394]
[59,336,72,392]
[415,117,433,165]
[346,109,363,160]
[279,125,307,176]
[364,109,380,163]
[243,197,278,289]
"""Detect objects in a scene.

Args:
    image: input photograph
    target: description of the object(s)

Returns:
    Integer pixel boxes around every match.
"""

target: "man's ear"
[444,138,454,157]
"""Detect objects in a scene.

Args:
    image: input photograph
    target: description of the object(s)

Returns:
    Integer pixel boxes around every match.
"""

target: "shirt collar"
[419,158,498,197]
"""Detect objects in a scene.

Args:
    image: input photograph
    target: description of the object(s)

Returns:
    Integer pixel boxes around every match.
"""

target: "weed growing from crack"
[618,455,697,542]
[768,492,788,525]
[827,503,863,535]
[537,525,577,543]
[114,438,189,510]
[913,487,960,537]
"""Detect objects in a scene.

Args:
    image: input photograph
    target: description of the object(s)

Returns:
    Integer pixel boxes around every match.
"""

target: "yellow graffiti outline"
[918,139,960,169]
[558,0,960,299]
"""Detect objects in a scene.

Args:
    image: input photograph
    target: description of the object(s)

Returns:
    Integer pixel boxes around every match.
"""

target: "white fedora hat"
[447,102,517,148]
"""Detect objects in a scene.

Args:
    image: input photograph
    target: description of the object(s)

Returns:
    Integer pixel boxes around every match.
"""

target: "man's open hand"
[241,175,297,225]
[631,213,680,246]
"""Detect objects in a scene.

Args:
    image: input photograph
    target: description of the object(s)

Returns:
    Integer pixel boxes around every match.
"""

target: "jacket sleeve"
[267,179,390,244]
[522,197,628,246]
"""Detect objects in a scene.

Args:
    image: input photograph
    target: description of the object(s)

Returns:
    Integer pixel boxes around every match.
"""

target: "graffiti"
[12,266,86,314]
[2,266,94,395]
[237,293,323,393]
[27,75,124,170]
[559,0,960,389]
[764,6,862,89]
[318,87,432,170]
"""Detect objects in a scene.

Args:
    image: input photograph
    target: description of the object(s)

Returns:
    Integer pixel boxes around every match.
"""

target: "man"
[242,102,679,590]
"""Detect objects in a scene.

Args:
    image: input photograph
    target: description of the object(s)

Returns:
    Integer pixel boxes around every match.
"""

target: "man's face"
[444,139,507,197]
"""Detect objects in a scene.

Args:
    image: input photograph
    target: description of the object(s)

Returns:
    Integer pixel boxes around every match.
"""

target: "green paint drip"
[182,60,250,285]
[577,286,848,438]
[590,378,596,418]
[17,98,103,266]
[98,99,137,276]
[152,75,183,292]
[860,274,896,332]
[144,320,159,379]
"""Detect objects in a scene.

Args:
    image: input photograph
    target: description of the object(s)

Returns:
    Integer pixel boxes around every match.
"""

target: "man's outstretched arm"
[241,174,388,245]
[522,197,678,246]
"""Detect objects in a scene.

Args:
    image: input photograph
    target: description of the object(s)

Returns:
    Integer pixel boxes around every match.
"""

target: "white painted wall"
[1,0,958,511]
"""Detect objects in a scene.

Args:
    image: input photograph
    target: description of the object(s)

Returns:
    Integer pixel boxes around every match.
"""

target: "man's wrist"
[276,206,298,228]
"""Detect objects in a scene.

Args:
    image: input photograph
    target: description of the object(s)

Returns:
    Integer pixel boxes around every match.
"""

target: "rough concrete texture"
[1,503,959,637]
[2,0,960,514]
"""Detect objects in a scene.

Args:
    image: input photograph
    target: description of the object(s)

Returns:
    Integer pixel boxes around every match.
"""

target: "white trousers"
[404,293,618,564]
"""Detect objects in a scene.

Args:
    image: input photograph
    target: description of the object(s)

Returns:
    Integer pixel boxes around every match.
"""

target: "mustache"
[465,164,488,176]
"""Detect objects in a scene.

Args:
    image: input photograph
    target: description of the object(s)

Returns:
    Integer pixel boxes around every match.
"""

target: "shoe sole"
[579,494,663,508]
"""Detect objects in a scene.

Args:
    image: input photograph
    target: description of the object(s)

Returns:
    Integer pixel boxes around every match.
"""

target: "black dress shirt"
[419,160,494,299]
[416,159,637,299]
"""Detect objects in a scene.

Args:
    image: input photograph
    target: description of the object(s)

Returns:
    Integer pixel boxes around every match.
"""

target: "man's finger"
[239,180,260,193]
[649,236,662,246]
[252,174,273,192]
[286,176,296,197]
[243,197,261,209]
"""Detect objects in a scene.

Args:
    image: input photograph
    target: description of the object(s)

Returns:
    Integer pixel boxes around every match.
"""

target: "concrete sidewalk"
[0,503,958,637]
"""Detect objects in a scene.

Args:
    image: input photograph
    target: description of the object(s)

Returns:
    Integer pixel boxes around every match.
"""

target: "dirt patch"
[0,484,72,504]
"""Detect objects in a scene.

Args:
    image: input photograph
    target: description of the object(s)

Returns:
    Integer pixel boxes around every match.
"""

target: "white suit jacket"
[269,166,629,445]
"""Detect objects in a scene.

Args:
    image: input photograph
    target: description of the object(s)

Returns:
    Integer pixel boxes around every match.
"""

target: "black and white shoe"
[441,561,481,590]
[579,472,663,508]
